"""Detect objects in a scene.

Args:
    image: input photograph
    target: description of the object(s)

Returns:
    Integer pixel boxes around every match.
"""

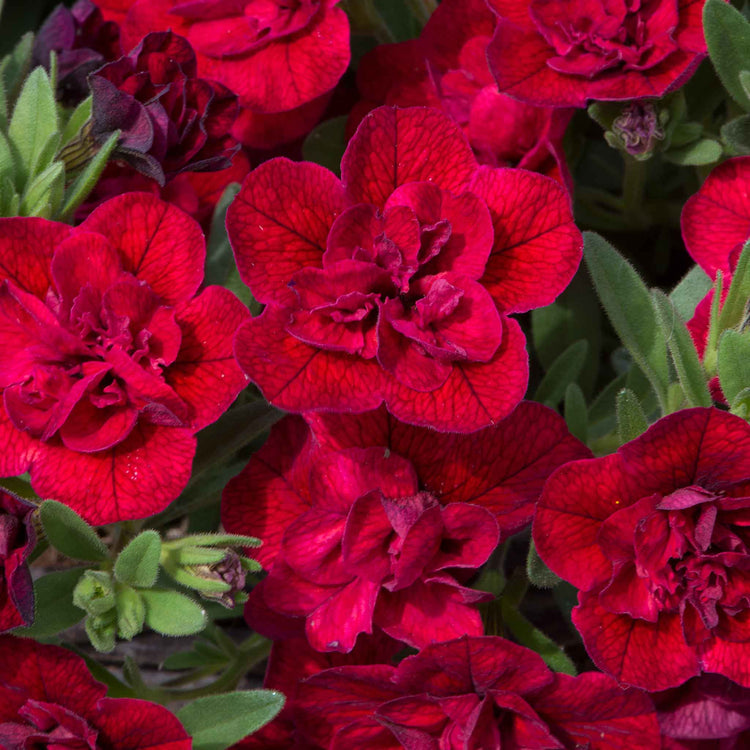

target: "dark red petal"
[29,423,196,525]
[78,193,204,306]
[681,156,750,279]
[533,672,660,750]
[341,106,478,208]
[233,307,387,415]
[619,408,750,491]
[533,454,625,591]
[200,4,350,113]
[469,166,582,313]
[486,0,536,30]
[384,315,528,432]
[167,286,250,431]
[92,698,191,749]
[221,416,313,570]
[697,636,750,688]
[283,509,349,585]
[432,503,499,571]
[227,158,347,306]
[572,593,700,690]
[0,408,39,478]
[0,218,70,297]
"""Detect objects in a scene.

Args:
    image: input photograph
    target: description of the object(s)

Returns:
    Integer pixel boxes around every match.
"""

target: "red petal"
[533,454,625,591]
[423,0,498,69]
[681,156,750,279]
[283,509,349,585]
[469,166,581,313]
[533,672,660,750]
[697,636,750,688]
[0,407,39,477]
[200,4,350,113]
[227,158,347,306]
[92,698,191,749]
[221,416,313,570]
[342,106,478,208]
[572,593,700,690]
[384,315,528,432]
[433,503,499,571]
[167,286,250,431]
[79,193,204,306]
[29,423,196,525]
[486,0,536,30]
[233,307,387,415]
[0,217,70,297]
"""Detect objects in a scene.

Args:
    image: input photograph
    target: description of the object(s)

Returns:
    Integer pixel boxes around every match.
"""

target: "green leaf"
[583,232,670,412]
[141,589,207,636]
[741,70,750,103]
[58,129,119,221]
[526,540,562,589]
[204,182,241,287]
[8,66,58,187]
[652,290,712,408]
[0,33,33,111]
[301,116,347,175]
[28,131,61,182]
[0,129,16,181]
[114,530,161,588]
[177,691,285,750]
[20,160,64,217]
[85,611,117,652]
[663,138,722,165]
[61,96,92,146]
[730,386,750,417]
[670,265,712,322]
[703,0,750,111]
[563,382,588,443]
[13,567,85,638]
[668,121,703,149]
[533,340,588,408]
[721,114,750,155]
[718,241,750,332]
[717,329,750,406]
[115,585,146,641]
[39,499,108,562]
[0,173,19,216]
[616,387,649,443]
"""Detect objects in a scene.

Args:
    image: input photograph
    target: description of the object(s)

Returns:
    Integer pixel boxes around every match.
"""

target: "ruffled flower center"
[0,698,98,749]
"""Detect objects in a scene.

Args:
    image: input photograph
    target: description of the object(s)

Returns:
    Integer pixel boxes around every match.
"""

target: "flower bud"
[73,570,116,616]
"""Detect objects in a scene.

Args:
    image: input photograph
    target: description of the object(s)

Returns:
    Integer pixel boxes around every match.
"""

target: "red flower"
[534,407,750,691]
[222,403,590,652]
[96,0,350,149]
[0,491,36,632]
[90,31,240,184]
[292,636,660,749]
[0,636,191,748]
[0,193,250,525]
[655,675,750,749]
[486,0,708,107]
[352,0,572,185]
[228,105,582,432]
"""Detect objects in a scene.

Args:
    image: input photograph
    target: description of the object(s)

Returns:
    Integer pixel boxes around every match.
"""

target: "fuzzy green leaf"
[527,540,562,589]
[141,589,207,636]
[652,290,712,408]
[302,116,347,175]
[616,388,649,443]
[114,530,161,588]
[718,241,750,332]
[584,232,670,412]
[60,96,92,146]
[0,33,33,112]
[663,138,722,166]
[721,114,750,155]
[20,160,64,217]
[563,382,588,443]
[534,340,588,408]
[670,265,712,321]
[205,182,241,287]
[13,568,85,638]
[115,585,146,641]
[177,691,285,750]
[717,329,750,406]
[39,499,108,562]
[704,0,750,111]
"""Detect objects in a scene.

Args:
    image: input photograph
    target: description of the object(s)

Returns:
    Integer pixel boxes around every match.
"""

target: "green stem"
[621,156,648,228]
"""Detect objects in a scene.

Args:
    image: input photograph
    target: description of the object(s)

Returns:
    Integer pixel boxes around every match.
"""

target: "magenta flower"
[228,105,582,432]
[534,407,750,691]
[222,403,590,652]
[0,193,250,524]
[0,491,36,633]
[353,0,572,183]
[293,636,661,749]
[487,0,708,107]
[0,636,191,747]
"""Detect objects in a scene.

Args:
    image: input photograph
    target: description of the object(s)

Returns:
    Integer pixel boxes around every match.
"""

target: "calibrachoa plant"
[3,0,750,747]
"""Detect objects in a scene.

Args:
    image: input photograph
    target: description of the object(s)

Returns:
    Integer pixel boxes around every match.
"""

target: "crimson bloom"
[96,0,350,149]
[534,407,750,691]
[352,0,572,184]
[292,636,661,749]
[228,105,582,432]
[0,636,191,748]
[0,491,36,633]
[656,675,750,749]
[0,193,249,525]
[90,31,240,184]
[486,0,708,107]
[222,403,589,653]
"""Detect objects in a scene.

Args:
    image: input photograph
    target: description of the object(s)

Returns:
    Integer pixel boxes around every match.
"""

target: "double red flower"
[228,105,582,432]
[535,408,750,691]
[0,491,36,633]
[0,193,249,524]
